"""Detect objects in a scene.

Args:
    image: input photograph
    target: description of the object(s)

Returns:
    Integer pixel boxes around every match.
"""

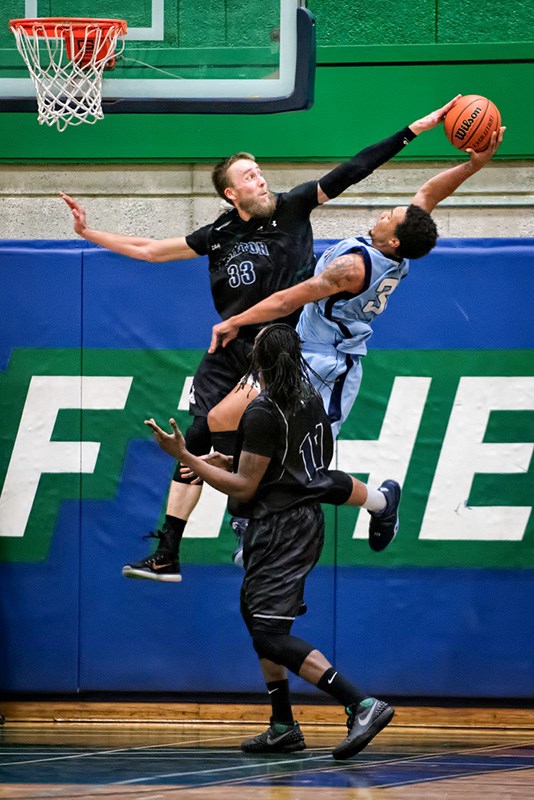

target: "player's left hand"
[145,417,186,459]
[409,95,462,134]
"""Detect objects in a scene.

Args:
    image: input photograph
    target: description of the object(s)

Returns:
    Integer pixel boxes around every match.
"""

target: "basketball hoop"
[9,18,127,132]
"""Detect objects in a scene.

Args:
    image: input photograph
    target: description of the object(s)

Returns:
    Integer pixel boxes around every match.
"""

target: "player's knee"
[207,405,226,432]
[251,630,281,662]
[251,629,313,675]
[171,416,211,483]
[184,415,211,454]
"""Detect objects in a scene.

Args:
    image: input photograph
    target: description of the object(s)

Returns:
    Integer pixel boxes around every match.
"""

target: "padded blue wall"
[0,239,533,698]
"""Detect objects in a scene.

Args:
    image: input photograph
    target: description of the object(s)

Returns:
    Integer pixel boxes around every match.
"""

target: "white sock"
[362,486,387,513]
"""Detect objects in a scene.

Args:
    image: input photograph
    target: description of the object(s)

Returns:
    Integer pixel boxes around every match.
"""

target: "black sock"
[317,667,365,709]
[266,679,294,726]
[211,430,238,456]
[159,515,186,558]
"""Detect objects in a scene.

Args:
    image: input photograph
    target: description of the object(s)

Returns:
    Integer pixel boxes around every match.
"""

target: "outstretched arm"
[316,95,461,204]
[208,252,366,352]
[411,127,505,212]
[145,417,269,502]
[60,193,199,262]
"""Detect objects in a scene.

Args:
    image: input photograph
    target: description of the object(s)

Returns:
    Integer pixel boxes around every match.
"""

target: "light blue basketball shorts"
[302,344,363,440]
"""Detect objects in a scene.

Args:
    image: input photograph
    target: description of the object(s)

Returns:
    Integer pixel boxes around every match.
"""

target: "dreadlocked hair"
[243,324,316,415]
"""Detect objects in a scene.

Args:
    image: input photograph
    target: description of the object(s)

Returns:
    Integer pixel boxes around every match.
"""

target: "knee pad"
[251,630,314,675]
[172,416,211,483]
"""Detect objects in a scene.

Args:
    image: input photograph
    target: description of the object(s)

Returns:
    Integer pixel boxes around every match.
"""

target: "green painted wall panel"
[437,0,534,43]
[312,0,436,45]
[311,0,534,45]
[0,62,529,162]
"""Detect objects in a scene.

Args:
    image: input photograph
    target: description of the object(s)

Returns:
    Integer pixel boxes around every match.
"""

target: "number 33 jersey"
[297,236,409,356]
[185,182,319,335]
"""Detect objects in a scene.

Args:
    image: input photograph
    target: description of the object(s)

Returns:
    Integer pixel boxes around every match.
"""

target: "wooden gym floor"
[0,702,533,799]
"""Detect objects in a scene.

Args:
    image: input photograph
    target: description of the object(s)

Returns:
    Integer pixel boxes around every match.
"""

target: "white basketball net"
[10,19,126,132]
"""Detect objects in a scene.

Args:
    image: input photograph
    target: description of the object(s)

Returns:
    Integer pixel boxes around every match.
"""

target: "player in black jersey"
[61,97,459,582]
[145,323,399,759]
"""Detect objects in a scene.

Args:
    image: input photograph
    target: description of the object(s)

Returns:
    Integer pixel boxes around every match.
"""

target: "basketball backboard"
[0,0,315,114]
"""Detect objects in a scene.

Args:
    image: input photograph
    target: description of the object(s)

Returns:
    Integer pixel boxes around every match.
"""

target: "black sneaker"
[241,720,306,753]
[122,551,181,582]
[231,516,249,567]
[122,529,182,582]
[368,480,401,552]
[332,698,394,760]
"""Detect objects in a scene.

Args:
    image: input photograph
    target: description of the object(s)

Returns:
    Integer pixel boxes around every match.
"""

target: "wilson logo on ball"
[454,106,482,141]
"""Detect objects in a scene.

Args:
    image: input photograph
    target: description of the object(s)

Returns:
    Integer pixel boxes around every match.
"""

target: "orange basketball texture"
[444,95,501,152]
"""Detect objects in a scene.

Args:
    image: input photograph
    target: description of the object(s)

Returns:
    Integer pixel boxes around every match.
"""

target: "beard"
[240,191,276,219]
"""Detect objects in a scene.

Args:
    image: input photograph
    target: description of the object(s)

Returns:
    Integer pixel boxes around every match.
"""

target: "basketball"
[444,95,501,152]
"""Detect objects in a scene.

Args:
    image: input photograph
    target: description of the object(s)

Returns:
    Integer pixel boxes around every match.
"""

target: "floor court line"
[1,720,533,799]
[0,732,248,768]
[104,740,531,795]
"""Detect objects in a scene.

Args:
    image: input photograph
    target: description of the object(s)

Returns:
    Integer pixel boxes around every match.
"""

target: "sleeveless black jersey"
[229,391,353,519]
[185,181,318,338]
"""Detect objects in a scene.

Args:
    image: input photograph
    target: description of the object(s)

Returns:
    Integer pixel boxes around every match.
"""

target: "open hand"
[60,192,88,236]
[145,417,187,460]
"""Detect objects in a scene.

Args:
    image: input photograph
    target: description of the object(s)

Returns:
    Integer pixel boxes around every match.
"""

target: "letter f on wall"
[0,376,132,538]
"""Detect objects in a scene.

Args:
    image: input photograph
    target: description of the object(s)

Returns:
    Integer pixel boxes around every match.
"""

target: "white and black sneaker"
[368,480,401,552]
[332,698,394,760]
[241,720,306,753]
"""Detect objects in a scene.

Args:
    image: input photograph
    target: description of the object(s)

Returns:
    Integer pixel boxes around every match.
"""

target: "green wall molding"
[317,42,534,64]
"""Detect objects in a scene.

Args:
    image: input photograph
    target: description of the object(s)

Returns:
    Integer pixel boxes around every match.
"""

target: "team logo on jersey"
[233,241,270,256]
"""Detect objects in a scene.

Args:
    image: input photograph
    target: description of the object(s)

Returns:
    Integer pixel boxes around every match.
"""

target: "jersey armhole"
[323,245,372,324]
[351,245,373,293]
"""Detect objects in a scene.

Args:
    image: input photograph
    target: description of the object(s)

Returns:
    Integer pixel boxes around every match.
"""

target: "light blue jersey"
[297,236,409,356]
[297,237,409,437]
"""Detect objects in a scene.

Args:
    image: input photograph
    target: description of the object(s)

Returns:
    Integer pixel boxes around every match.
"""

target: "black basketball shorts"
[240,503,325,635]
[188,337,254,417]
